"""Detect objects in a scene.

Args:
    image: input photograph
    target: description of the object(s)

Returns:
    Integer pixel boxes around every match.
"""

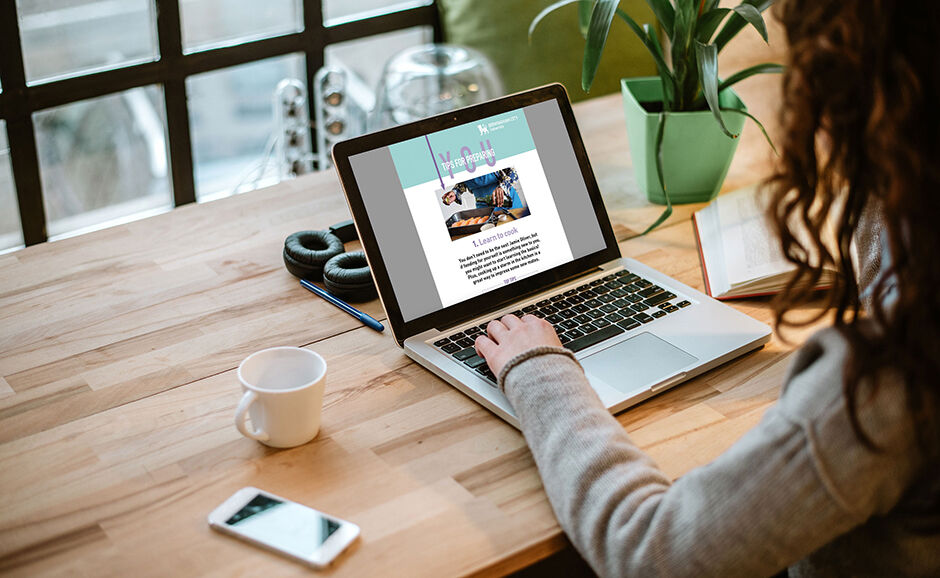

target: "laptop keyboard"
[431,269,692,385]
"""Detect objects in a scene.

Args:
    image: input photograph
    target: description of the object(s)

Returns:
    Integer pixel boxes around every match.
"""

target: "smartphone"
[208,487,360,569]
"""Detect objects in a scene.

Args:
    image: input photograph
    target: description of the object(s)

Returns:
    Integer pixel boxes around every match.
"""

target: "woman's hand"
[474,314,562,377]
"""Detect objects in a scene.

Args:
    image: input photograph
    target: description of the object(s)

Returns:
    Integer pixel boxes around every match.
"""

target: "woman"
[474,1,939,575]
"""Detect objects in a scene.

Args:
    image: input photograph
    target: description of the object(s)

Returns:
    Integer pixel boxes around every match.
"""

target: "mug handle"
[234,391,270,442]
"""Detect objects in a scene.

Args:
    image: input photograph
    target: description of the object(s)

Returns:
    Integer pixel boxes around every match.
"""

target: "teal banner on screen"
[389,109,536,190]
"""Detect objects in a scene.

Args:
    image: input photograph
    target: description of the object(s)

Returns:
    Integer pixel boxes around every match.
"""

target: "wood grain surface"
[0,25,807,576]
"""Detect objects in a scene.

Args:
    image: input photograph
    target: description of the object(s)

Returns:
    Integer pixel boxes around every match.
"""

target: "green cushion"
[439,0,658,102]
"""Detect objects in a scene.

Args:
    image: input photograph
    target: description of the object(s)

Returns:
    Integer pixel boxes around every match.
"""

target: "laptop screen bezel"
[332,83,621,346]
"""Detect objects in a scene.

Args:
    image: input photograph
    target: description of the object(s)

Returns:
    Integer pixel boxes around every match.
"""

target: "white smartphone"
[208,486,360,569]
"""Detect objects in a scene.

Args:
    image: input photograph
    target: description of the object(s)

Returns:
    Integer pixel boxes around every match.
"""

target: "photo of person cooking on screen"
[441,168,525,210]
[438,167,531,240]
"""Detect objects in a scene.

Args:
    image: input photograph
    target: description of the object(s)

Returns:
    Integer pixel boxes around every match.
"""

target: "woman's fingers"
[520,314,542,326]
[487,313,524,344]
[486,318,508,343]
[501,314,523,329]
[475,313,564,376]
[475,334,495,359]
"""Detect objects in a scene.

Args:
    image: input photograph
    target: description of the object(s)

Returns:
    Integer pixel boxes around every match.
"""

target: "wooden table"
[1,37,820,575]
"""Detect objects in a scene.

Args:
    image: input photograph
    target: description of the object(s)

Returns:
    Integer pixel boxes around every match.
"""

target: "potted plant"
[531,0,781,221]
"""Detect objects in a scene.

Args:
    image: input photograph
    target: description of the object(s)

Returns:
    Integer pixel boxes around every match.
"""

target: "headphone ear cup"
[322,251,376,302]
[283,230,345,280]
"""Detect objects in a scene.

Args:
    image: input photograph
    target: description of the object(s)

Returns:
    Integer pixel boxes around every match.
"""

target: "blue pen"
[299,279,384,332]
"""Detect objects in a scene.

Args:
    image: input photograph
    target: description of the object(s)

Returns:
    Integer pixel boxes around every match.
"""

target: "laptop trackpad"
[582,332,698,395]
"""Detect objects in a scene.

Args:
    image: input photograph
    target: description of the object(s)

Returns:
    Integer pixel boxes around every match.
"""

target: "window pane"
[34,86,173,239]
[179,0,302,53]
[326,26,433,91]
[0,121,25,252]
[188,53,304,201]
[323,0,431,26]
[17,0,157,84]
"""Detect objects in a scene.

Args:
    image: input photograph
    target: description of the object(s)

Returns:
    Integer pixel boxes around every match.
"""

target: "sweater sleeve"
[502,329,922,578]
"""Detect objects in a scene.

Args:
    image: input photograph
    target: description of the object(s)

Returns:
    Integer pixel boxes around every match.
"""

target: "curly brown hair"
[769,0,940,450]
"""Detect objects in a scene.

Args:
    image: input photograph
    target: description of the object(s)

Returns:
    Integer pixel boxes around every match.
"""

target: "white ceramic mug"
[235,347,327,448]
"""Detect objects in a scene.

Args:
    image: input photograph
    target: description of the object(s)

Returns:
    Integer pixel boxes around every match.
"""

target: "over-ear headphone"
[283,220,376,302]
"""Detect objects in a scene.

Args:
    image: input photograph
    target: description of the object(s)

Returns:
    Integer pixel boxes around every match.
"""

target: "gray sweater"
[499,212,938,577]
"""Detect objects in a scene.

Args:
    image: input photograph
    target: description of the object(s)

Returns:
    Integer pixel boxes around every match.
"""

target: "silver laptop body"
[332,84,771,429]
[406,257,769,428]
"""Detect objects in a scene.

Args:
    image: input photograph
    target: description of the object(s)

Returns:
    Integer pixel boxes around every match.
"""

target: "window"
[325,25,433,89]
[0,121,24,252]
[179,0,302,53]
[16,0,159,84]
[188,53,305,200]
[0,0,441,247]
[323,0,431,26]
[34,86,173,239]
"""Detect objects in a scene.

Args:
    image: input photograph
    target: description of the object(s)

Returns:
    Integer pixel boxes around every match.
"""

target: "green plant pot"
[621,77,747,205]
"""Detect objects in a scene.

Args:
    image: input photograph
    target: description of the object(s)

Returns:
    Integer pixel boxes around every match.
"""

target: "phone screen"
[224,493,341,558]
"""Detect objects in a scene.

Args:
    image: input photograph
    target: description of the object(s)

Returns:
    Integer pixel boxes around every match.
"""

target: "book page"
[719,187,792,286]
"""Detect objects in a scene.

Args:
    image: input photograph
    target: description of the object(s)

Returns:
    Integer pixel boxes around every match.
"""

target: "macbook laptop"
[332,84,771,428]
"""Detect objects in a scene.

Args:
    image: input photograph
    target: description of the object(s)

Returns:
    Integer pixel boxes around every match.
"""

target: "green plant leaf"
[714,0,774,53]
[645,24,675,109]
[703,0,722,11]
[695,40,736,138]
[578,0,594,38]
[642,112,673,235]
[671,0,698,58]
[671,0,699,108]
[655,113,667,193]
[692,61,783,108]
[615,9,677,108]
[528,0,583,41]
[695,7,730,43]
[644,0,676,39]
[582,0,619,92]
[721,107,778,155]
[732,4,768,43]
[717,62,783,92]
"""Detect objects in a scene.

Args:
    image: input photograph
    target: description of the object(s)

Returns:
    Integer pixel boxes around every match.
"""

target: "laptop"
[331,84,771,428]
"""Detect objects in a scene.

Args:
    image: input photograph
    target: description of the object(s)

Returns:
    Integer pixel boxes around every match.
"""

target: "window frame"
[0,0,441,246]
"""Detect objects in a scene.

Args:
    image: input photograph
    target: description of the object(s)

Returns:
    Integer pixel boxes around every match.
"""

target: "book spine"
[692,213,716,298]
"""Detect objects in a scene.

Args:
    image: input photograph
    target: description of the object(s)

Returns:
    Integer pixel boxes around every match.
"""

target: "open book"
[692,185,838,300]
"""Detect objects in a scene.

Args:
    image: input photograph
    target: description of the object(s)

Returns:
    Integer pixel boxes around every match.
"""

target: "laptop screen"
[345,98,608,324]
